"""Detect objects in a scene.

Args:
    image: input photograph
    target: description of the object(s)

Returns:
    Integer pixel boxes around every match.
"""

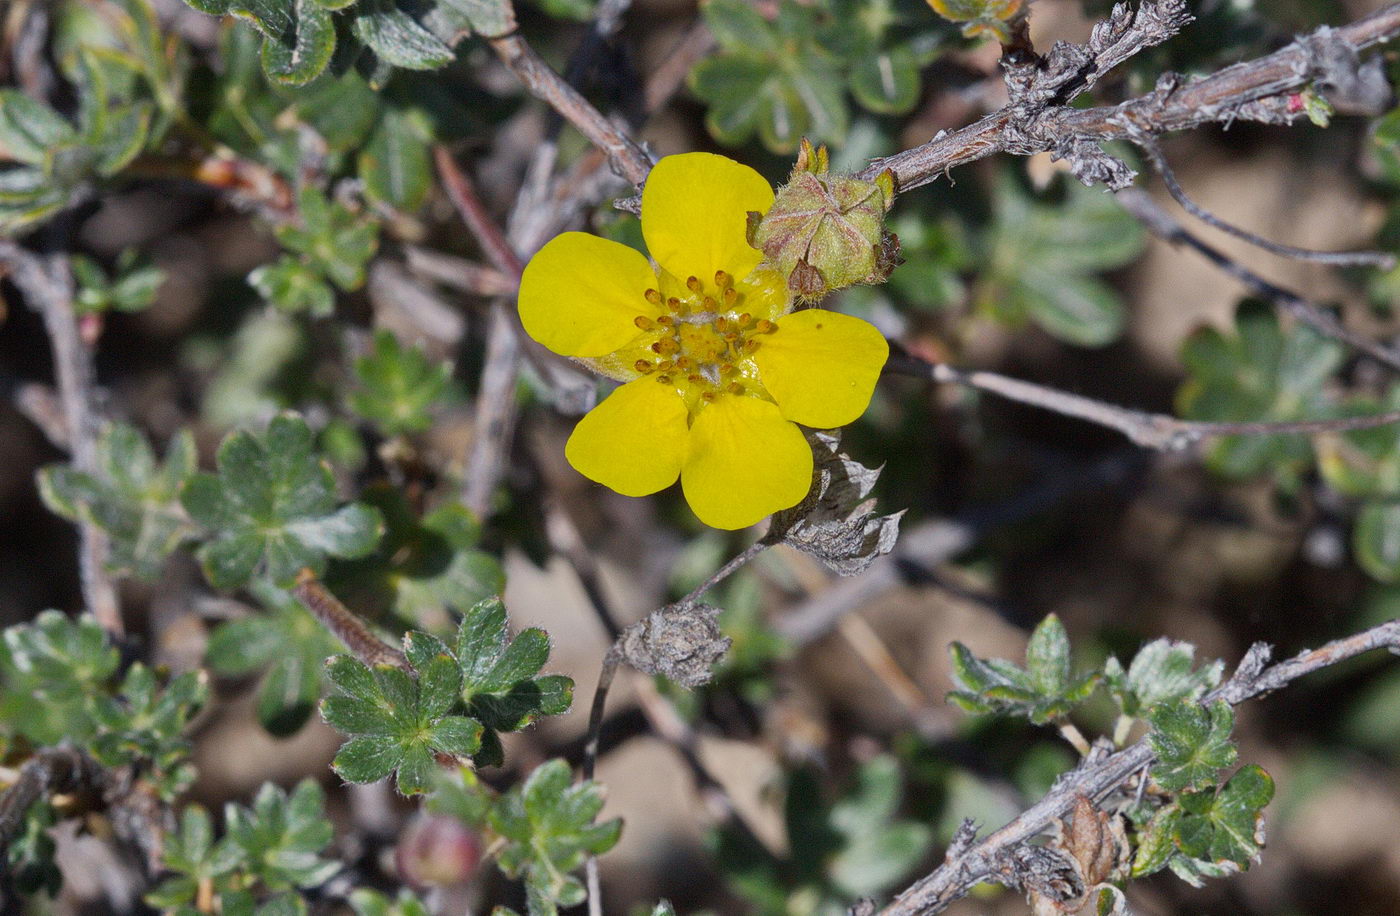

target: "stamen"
[720,363,736,376]
[674,356,693,370]
[727,382,745,396]
[656,315,674,326]
[722,288,739,307]
[746,339,762,352]
[634,315,655,331]
[666,297,681,311]
[657,360,675,372]
[644,288,663,305]
[688,374,704,384]
[657,374,672,384]
[700,391,716,402]
[703,297,718,311]
[686,276,703,293]
[755,319,776,333]
[654,337,679,355]
[714,270,731,288]
[634,359,653,373]
[736,312,752,327]
[714,316,729,332]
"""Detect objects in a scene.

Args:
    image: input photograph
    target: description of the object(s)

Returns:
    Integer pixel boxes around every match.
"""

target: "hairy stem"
[291,569,406,670]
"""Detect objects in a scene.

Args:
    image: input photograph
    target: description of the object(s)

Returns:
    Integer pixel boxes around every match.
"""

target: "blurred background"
[6,0,1400,913]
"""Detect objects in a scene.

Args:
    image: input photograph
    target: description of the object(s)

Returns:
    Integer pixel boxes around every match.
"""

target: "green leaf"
[182,412,384,589]
[349,888,433,916]
[438,0,517,37]
[71,250,165,315]
[1172,765,1274,868]
[321,633,485,794]
[249,256,336,316]
[207,584,341,736]
[489,760,622,912]
[329,485,503,630]
[271,187,379,293]
[979,173,1144,347]
[848,46,920,115]
[353,0,456,70]
[39,423,196,580]
[224,780,340,890]
[1104,639,1224,719]
[826,756,933,898]
[0,92,79,166]
[1178,300,1344,482]
[1131,805,1180,877]
[360,107,433,212]
[1147,698,1237,792]
[145,805,246,909]
[946,614,1098,726]
[1354,500,1400,581]
[88,664,208,799]
[456,598,574,765]
[348,331,456,436]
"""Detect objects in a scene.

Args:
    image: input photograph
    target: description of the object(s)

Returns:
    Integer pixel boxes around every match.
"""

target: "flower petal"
[566,378,689,497]
[681,395,812,530]
[755,309,889,428]
[519,232,660,358]
[642,153,773,287]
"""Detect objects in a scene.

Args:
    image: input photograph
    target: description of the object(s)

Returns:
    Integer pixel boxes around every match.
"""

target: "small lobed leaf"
[183,412,384,589]
[1148,698,1238,792]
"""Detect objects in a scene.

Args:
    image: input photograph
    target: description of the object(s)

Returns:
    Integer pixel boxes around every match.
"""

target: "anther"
[720,363,736,376]
[657,374,672,384]
[675,356,693,370]
[727,382,745,396]
[666,297,681,311]
[714,270,731,288]
[686,276,703,293]
[723,331,739,341]
[714,316,729,332]
[688,374,703,383]
[655,337,679,355]
[703,297,718,311]
[644,288,663,305]
[634,359,653,373]
[657,360,674,372]
[722,288,739,307]
[747,339,762,352]
[736,312,752,327]
[701,391,716,402]
[755,319,776,333]
[656,315,674,326]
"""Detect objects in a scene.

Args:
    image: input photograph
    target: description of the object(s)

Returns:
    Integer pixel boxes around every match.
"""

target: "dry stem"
[880,619,1400,915]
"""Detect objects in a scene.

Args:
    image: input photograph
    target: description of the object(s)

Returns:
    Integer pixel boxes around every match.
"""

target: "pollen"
[644,288,663,305]
[634,359,652,373]
[714,270,731,288]
[686,276,703,293]
[634,315,655,331]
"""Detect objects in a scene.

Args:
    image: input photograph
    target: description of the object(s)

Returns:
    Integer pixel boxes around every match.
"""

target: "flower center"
[631,270,776,411]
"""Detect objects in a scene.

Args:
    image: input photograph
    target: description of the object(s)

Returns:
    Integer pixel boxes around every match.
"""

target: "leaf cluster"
[689,0,948,154]
[0,611,205,799]
[947,614,1099,725]
[321,597,572,793]
[179,0,515,87]
[248,187,379,316]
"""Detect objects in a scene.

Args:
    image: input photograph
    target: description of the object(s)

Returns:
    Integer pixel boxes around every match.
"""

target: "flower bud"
[394,814,483,888]
[747,139,901,301]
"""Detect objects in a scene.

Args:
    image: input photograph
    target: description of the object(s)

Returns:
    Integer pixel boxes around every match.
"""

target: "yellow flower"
[519,152,889,530]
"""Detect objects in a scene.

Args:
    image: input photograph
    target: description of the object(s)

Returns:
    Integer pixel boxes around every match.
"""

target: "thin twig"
[0,745,105,853]
[487,33,652,187]
[403,246,518,298]
[859,3,1400,191]
[676,540,770,610]
[434,147,526,279]
[886,352,1400,451]
[0,241,122,635]
[1134,134,1394,268]
[880,618,1400,915]
[1115,187,1400,372]
[291,569,407,670]
[774,451,1145,647]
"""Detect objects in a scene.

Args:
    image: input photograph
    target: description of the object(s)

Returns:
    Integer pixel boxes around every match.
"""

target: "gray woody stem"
[0,242,122,635]
[885,353,1400,451]
[860,3,1400,192]
[880,619,1400,915]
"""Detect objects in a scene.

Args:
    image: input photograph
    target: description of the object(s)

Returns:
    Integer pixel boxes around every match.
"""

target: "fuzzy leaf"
[1104,639,1224,719]
[39,423,196,580]
[1148,699,1237,792]
[946,614,1099,725]
[182,413,383,589]
[348,331,456,436]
